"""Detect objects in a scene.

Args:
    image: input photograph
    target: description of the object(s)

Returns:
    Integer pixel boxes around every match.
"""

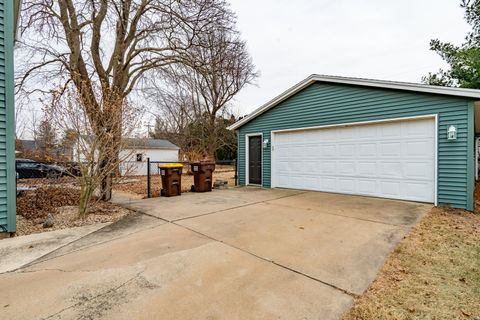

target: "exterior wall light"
[447,125,457,140]
[263,138,269,148]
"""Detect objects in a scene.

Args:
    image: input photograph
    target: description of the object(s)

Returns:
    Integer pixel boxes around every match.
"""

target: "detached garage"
[229,75,480,210]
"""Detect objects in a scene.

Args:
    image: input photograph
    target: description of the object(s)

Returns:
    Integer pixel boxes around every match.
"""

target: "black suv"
[16,159,67,179]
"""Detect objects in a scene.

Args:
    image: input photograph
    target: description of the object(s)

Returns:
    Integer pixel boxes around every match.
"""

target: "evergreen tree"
[424,0,480,88]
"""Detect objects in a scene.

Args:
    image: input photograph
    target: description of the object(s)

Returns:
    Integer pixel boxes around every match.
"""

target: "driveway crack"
[17,268,99,274]
[171,191,308,222]
[266,201,409,227]
[172,221,359,298]
[15,212,169,272]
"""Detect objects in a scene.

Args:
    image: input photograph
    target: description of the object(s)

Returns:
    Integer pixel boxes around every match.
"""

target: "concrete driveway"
[0,188,431,320]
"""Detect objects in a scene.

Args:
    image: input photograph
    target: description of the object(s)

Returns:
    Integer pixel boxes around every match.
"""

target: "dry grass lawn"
[343,205,480,320]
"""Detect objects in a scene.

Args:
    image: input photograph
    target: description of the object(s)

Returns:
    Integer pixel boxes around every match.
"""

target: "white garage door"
[272,118,436,203]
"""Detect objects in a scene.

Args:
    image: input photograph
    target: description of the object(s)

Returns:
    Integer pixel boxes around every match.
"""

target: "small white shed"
[119,138,179,176]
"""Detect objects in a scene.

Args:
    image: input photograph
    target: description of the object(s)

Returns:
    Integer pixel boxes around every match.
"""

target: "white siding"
[119,148,179,176]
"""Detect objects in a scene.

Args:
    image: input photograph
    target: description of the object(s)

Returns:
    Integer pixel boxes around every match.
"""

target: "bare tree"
[189,24,258,159]
[35,118,58,161]
[18,0,235,198]
[47,84,140,217]
[149,16,258,159]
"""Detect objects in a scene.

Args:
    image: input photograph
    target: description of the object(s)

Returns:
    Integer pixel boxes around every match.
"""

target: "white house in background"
[119,138,179,176]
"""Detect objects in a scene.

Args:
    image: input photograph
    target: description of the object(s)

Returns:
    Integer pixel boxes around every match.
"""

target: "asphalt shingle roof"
[123,138,179,150]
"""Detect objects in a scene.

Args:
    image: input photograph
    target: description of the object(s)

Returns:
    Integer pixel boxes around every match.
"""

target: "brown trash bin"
[159,163,183,197]
[190,161,216,192]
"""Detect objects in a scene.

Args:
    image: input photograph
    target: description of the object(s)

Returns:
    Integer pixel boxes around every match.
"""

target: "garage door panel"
[404,162,434,179]
[290,161,303,173]
[290,176,304,188]
[322,177,337,191]
[379,162,402,178]
[319,128,337,140]
[358,161,376,175]
[304,176,319,189]
[357,179,377,194]
[338,161,356,175]
[405,140,434,157]
[322,144,337,157]
[379,180,402,197]
[277,174,290,187]
[277,161,291,173]
[273,118,435,203]
[381,124,402,137]
[337,126,357,139]
[321,160,336,173]
[357,125,378,138]
[304,161,317,173]
[304,145,316,158]
[405,119,435,137]
[380,142,402,157]
[338,144,355,156]
[404,181,434,200]
[276,145,290,158]
[357,143,377,156]
[338,178,356,192]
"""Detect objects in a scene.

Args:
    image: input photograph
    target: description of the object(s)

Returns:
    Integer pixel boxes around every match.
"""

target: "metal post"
[147,157,151,198]
[234,159,237,186]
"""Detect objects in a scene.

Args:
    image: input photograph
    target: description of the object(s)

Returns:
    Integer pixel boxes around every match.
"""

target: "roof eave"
[124,146,180,150]
[310,74,480,99]
[228,74,480,131]
[14,0,22,42]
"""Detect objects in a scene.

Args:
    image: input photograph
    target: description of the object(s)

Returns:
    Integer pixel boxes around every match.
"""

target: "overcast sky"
[16,0,471,139]
[227,0,470,117]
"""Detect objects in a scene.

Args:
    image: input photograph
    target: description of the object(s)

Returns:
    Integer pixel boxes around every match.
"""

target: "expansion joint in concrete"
[172,221,359,298]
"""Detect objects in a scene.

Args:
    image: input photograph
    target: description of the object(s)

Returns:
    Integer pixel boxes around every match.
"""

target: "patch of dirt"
[16,202,131,236]
[342,205,480,320]
[113,165,235,198]
[15,185,133,236]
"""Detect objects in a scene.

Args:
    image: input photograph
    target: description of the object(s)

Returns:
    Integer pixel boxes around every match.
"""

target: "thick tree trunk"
[101,172,113,201]
[99,144,117,201]
[205,117,217,160]
[93,92,123,201]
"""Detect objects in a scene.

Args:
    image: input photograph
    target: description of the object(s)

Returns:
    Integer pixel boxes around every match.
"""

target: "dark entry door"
[248,135,262,184]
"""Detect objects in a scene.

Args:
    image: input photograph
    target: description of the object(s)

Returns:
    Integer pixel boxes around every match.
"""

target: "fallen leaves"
[461,309,471,317]
[17,187,81,220]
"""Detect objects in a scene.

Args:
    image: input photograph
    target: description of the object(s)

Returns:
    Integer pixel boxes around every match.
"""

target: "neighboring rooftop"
[228,74,480,130]
[123,138,179,150]
[17,139,36,152]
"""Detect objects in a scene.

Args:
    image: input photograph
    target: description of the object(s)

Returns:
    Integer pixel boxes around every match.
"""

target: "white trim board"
[229,74,480,130]
[245,133,263,186]
[270,115,438,205]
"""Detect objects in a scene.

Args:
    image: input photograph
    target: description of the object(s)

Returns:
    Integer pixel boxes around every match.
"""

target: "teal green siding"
[238,82,475,210]
[1,0,16,232]
[466,102,475,211]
